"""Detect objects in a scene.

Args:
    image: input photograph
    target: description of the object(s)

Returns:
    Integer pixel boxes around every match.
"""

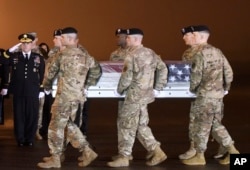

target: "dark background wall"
[1,0,249,83]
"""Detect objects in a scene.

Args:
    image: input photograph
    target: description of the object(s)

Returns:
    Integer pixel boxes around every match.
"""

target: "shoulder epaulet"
[3,51,10,58]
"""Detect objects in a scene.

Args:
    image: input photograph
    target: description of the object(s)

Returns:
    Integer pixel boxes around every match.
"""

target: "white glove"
[153,89,161,97]
[114,90,123,97]
[224,91,228,95]
[9,43,22,52]
[188,91,196,97]
[1,89,8,96]
[39,92,45,98]
[44,90,51,95]
[84,89,88,96]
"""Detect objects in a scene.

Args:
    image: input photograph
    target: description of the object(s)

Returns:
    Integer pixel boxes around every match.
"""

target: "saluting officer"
[4,33,45,146]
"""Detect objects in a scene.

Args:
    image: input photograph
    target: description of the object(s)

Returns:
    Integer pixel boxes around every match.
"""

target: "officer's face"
[183,32,195,46]
[21,42,33,53]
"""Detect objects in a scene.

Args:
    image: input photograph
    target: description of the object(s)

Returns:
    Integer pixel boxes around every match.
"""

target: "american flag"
[165,61,191,83]
[99,61,192,83]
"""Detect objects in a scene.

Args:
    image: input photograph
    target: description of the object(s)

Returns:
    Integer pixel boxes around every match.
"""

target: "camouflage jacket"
[190,43,233,98]
[78,45,102,87]
[110,47,128,61]
[117,45,168,104]
[46,45,101,89]
[43,46,101,102]
[182,45,204,62]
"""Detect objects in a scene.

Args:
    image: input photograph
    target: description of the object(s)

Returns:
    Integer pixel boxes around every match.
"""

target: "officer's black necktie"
[25,54,29,63]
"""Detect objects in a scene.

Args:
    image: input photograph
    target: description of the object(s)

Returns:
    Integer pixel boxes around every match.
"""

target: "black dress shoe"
[25,142,33,146]
[18,143,24,147]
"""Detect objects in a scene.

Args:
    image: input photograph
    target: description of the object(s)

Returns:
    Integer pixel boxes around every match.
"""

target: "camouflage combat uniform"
[190,43,234,153]
[110,46,128,61]
[110,46,128,155]
[182,45,200,144]
[183,45,228,150]
[117,45,168,156]
[43,46,101,156]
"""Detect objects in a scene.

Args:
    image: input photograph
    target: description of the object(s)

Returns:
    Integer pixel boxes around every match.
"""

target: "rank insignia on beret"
[53,29,62,36]
[115,28,127,35]
[181,26,195,35]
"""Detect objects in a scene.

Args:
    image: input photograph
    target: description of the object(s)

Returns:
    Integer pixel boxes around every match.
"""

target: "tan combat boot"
[146,145,167,166]
[37,155,61,168]
[179,141,196,160]
[182,152,206,165]
[219,144,239,165]
[107,155,129,167]
[214,145,228,159]
[111,154,133,161]
[43,153,65,162]
[146,151,154,160]
[78,146,98,167]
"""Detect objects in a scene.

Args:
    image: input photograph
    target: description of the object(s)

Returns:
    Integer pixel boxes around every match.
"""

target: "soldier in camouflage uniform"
[181,25,239,166]
[107,28,168,167]
[109,28,133,161]
[77,44,102,135]
[39,29,64,140]
[110,28,128,61]
[37,27,100,168]
[179,26,227,160]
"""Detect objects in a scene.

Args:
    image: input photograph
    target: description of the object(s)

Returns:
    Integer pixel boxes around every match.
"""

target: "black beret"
[193,25,210,33]
[127,28,144,35]
[18,33,35,43]
[53,29,62,36]
[181,26,195,35]
[115,28,127,35]
[61,27,78,34]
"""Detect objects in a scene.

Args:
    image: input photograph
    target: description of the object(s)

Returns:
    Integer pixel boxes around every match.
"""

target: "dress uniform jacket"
[7,51,45,96]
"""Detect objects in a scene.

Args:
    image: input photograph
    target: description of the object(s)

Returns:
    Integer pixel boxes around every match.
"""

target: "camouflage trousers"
[38,96,45,129]
[117,102,160,156]
[192,97,234,152]
[189,99,224,142]
[48,101,89,155]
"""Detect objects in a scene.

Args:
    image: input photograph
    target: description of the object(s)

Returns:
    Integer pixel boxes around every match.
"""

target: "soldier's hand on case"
[153,89,160,97]
[39,92,45,98]
[9,43,22,52]
[0,89,8,96]
[224,91,228,95]
[44,90,51,95]
[84,89,88,95]
[114,90,122,97]
[188,91,196,97]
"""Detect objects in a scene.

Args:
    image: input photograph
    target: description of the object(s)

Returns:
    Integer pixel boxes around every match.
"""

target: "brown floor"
[0,76,249,170]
